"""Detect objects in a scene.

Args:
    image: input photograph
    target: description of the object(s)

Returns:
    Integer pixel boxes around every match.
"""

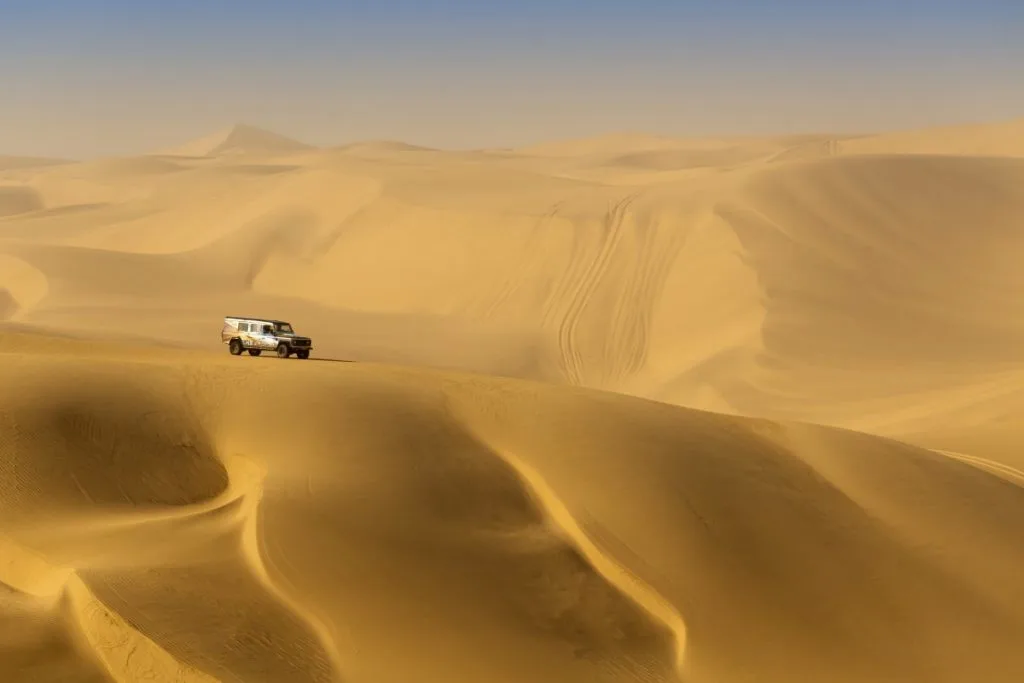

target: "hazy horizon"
[2,0,1022,159]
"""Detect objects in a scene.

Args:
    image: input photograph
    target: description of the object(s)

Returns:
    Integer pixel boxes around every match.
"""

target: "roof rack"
[225,315,289,325]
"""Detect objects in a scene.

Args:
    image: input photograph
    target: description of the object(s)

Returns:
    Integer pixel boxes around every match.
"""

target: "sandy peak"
[155,123,313,158]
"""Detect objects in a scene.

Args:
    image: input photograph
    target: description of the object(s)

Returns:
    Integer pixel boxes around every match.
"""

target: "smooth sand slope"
[2,331,1024,683]
[1,118,1024,681]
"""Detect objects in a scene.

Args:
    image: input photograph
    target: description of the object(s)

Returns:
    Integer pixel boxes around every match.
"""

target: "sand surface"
[1,118,1023,682]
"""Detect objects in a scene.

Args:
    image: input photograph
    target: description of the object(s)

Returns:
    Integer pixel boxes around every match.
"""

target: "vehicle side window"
[263,325,274,334]
[239,322,249,332]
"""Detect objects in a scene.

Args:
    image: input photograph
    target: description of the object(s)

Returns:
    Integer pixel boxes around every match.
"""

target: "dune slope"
[709,154,1024,444]
[836,117,1024,157]
[1,333,1023,683]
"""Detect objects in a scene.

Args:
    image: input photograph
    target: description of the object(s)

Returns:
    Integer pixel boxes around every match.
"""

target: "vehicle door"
[241,322,262,349]
[259,324,278,349]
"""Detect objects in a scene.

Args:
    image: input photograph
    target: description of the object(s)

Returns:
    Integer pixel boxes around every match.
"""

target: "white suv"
[221,316,313,359]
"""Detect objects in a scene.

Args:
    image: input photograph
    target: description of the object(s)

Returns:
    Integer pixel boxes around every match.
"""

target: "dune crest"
[837,117,1024,157]
[155,124,313,159]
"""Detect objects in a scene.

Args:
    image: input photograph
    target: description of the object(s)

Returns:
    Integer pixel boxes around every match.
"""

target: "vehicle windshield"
[274,323,294,334]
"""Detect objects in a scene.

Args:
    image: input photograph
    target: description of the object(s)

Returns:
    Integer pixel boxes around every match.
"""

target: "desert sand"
[1,117,1024,682]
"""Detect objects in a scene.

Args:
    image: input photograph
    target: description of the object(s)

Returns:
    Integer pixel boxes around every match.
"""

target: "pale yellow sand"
[1,119,1023,682]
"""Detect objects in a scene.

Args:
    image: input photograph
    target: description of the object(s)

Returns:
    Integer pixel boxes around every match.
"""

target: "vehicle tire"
[229,339,244,356]
[248,349,262,357]
[296,350,309,359]
[276,343,291,359]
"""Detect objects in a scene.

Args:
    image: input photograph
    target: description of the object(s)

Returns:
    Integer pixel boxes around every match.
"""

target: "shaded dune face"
[0,186,43,217]
[78,561,342,683]
[441,380,1024,683]
[220,377,679,682]
[0,583,112,683]
[731,155,1024,362]
[0,354,679,683]
[705,154,1024,424]
[0,290,17,321]
[0,368,228,524]
[0,360,343,683]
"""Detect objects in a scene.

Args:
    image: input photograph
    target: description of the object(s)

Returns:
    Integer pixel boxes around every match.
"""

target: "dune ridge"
[154,124,314,159]
[2,116,1024,681]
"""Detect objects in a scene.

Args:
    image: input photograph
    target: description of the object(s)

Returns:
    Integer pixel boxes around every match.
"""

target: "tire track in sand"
[556,195,637,385]
[595,202,697,386]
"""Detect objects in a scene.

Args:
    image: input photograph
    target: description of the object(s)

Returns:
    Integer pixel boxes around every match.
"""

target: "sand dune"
[506,132,853,183]
[155,123,313,159]
[1,117,1024,681]
[1,332,1023,683]
[0,156,74,172]
[0,255,48,321]
[836,117,1024,157]
[0,187,44,218]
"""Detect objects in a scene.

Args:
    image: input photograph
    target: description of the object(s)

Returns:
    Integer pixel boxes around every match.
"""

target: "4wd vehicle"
[221,316,313,359]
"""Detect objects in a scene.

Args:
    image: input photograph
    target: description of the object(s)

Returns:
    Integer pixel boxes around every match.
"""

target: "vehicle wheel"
[248,349,262,357]
[229,339,244,356]
[276,344,291,359]
[296,350,309,359]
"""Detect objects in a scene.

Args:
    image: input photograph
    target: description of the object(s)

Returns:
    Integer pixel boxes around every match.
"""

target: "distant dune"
[154,123,314,159]
[334,140,440,154]
[837,117,1024,157]
[1,117,1024,682]
[0,186,45,217]
[0,155,74,171]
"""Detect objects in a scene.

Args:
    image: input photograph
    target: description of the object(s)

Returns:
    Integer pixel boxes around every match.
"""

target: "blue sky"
[1,0,1021,157]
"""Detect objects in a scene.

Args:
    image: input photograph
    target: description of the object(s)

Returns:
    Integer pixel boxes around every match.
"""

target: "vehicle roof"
[225,316,291,325]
